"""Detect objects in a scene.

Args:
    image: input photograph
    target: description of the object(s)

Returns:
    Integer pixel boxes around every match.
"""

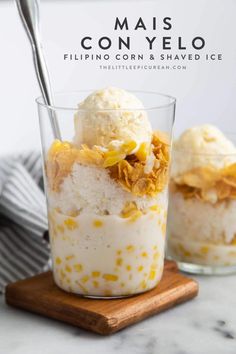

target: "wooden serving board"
[5,260,198,335]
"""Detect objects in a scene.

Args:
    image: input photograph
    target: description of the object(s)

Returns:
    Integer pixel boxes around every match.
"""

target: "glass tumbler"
[167,146,236,275]
[37,91,175,297]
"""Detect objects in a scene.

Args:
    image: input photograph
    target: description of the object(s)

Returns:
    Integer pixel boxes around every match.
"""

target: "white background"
[0,0,236,155]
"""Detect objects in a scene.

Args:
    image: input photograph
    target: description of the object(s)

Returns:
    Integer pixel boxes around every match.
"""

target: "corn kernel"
[153,252,159,261]
[141,252,148,258]
[65,265,72,273]
[149,270,156,280]
[200,246,209,255]
[121,141,137,154]
[92,271,101,278]
[116,258,123,266]
[140,280,147,289]
[138,265,144,272]
[74,264,83,273]
[93,281,99,288]
[55,257,62,265]
[102,274,118,281]
[136,142,149,161]
[126,245,135,252]
[231,237,236,245]
[64,218,78,230]
[117,250,122,255]
[178,244,191,257]
[93,219,103,228]
[81,275,89,283]
[126,265,132,271]
[66,255,74,261]
[149,205,162,213]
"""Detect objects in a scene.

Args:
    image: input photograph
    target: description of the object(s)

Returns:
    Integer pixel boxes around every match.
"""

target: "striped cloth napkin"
[0,152,50,293]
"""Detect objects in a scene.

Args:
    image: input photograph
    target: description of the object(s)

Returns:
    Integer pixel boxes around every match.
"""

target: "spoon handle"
[16,0,61,140]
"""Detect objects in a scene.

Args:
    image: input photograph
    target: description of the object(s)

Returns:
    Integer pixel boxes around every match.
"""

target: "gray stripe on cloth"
[0,152,50,293]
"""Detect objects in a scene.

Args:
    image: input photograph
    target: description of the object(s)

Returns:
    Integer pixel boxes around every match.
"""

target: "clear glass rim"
[36,90,176,112]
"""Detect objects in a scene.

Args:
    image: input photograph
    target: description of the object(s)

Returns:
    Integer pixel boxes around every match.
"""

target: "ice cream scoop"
[171,125,236,179]
[74,87,152,151]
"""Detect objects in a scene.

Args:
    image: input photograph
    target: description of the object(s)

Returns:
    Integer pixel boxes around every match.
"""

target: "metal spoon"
[16,0,61,140]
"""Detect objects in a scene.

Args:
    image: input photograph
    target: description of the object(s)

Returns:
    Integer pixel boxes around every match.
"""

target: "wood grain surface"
[5,260,198,335]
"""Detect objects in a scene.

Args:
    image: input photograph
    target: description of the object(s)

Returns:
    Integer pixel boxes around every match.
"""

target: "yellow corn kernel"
[140,280,147,289]
[66,255,74,261]
[93,219,103,228]
[135,142,149,161]
[149,270,156,280]
[126,265,132,271]
[81,275,89,283]
[121,140,137,154]
[116,258,123,266]
[92,271,101,278]
[200,246,209,255]
[74,264,83,273]
[153,252,159,261]
[141,252,148,258]
[126,245,135,252]
[55,257,62,265]
[149,205,162,213]
[102,274,118,281]
[117,250,122,255]
[230,237,236,245]
[64,218,78,230]
[153,245,158,250]
[138,265,144,272]
[92,281,99,288]
[65,265,72,273]
[178,244,191,257]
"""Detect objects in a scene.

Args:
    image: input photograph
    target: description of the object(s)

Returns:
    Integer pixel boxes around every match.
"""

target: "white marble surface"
[0,274,236,354]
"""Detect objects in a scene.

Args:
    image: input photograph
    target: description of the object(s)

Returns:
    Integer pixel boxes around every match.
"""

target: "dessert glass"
[37,91,175,297]
[167,146,236,275]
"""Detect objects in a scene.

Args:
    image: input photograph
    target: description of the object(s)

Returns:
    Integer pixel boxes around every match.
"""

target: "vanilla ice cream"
[168,125,236,270]
[74,87,152,150]
[171,125,236,179]
[46,88,171,296]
